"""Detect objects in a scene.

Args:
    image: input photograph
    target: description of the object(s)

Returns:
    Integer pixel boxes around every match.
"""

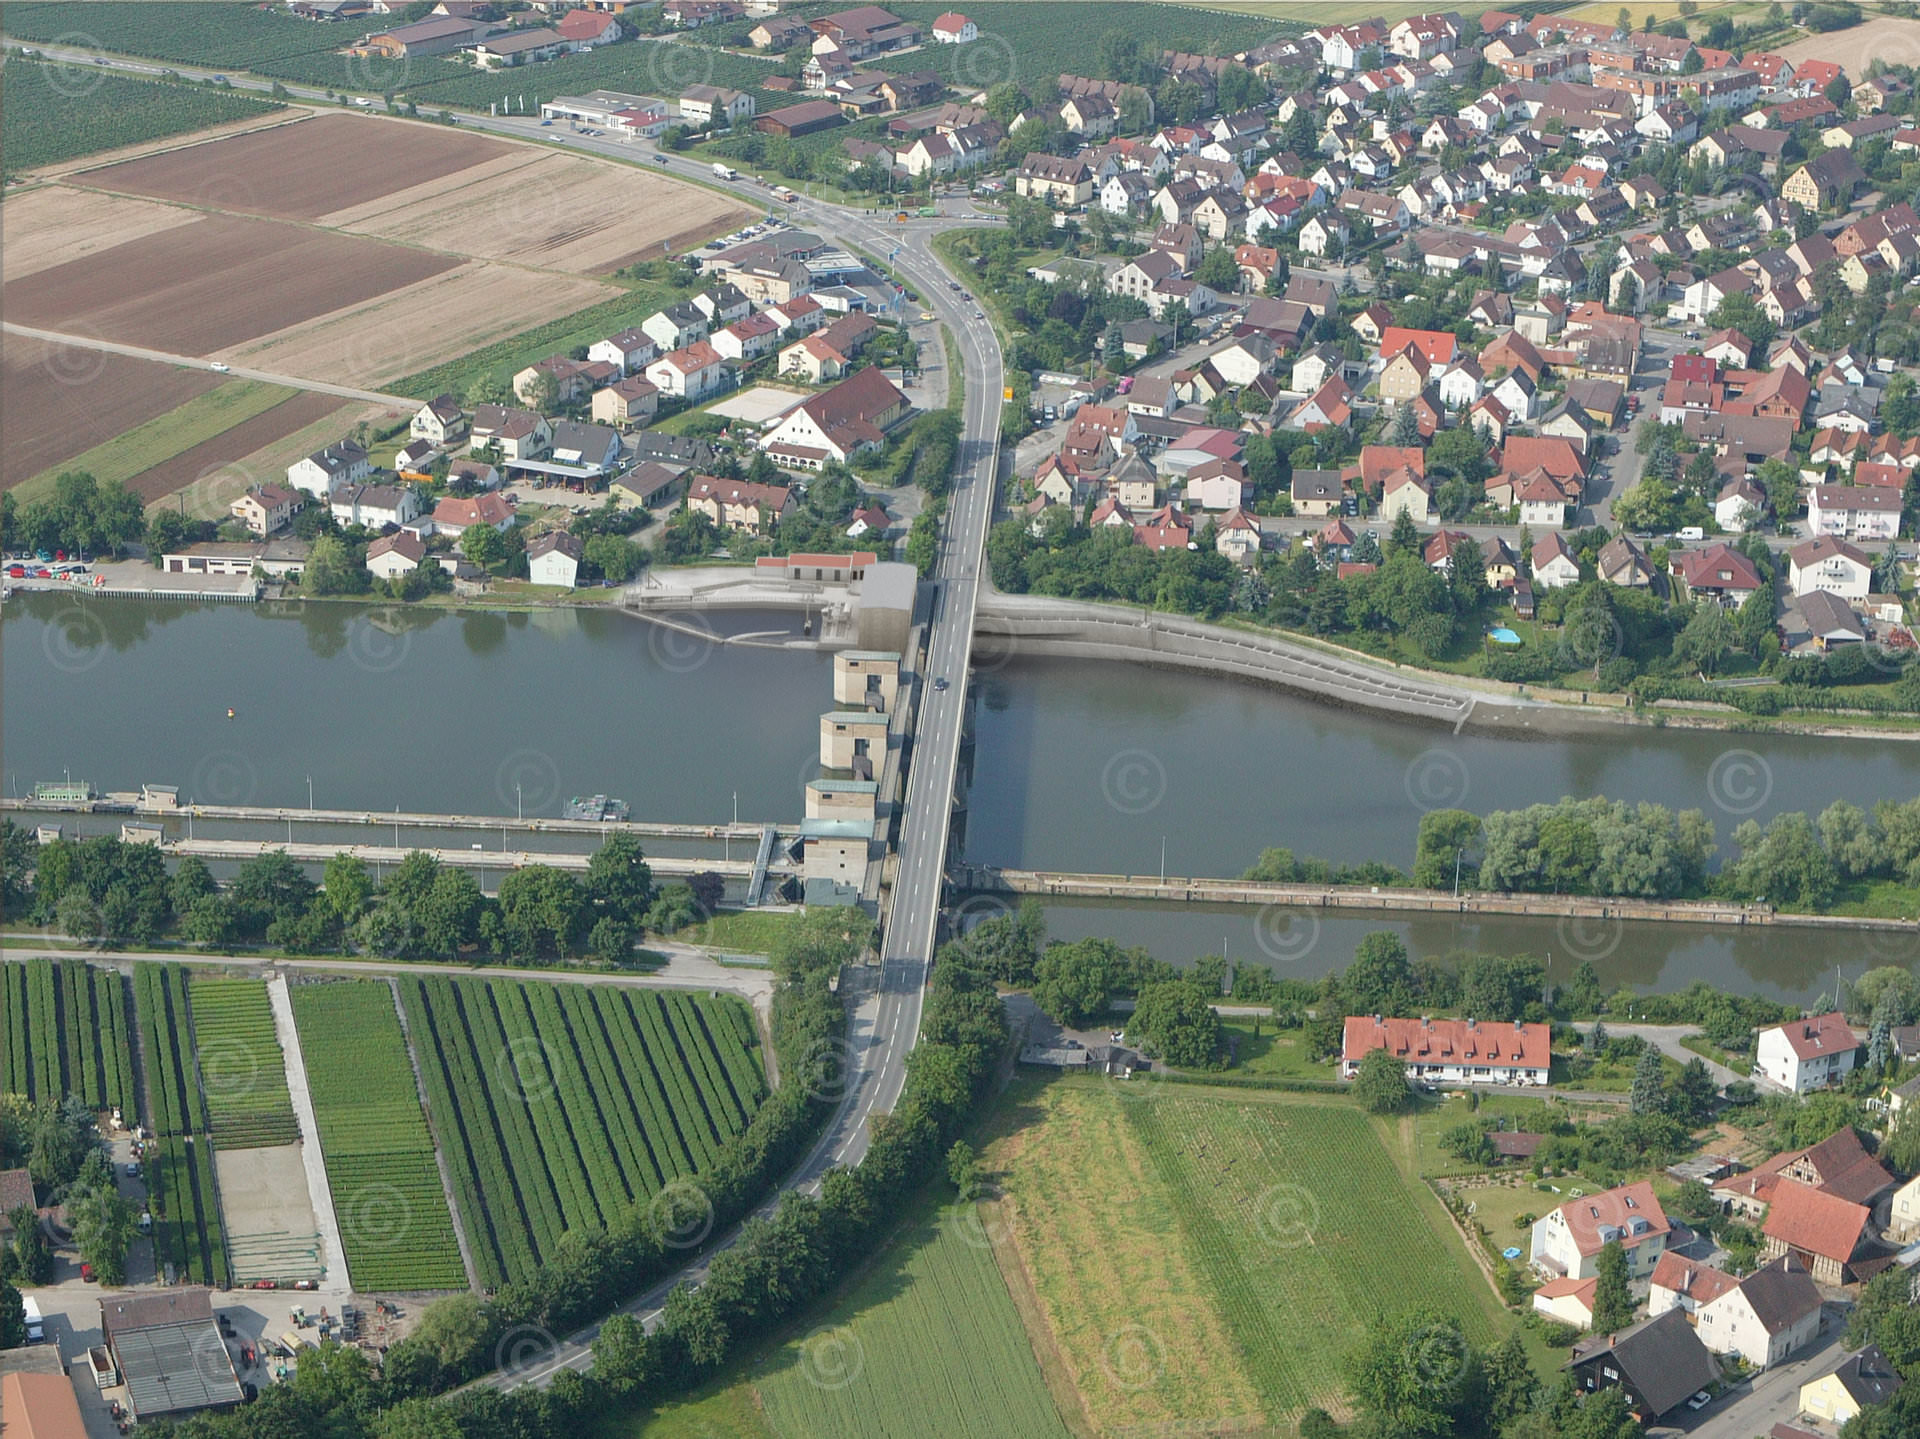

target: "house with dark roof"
[102,1289,244,1422]
[1566,1309,1722,1421]
[1800,1344,1904,1430]
[1688,1255,1823,1368]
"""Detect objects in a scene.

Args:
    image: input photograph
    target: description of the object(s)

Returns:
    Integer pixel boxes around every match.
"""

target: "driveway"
[1604,1023,1747,1089]
[1670,1316,1848,1439]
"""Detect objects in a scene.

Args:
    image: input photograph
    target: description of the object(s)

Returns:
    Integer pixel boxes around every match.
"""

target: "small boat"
[563,794,630,822]
[226,708,236,719]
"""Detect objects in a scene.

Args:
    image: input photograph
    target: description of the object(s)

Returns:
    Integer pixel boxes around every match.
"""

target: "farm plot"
[341,151,752,274]
[80,112,514,220]
[399,976,765,1288]
[227,262,613,390]
[1,62,284,178]
[290,981,466,1292]
[3,0,370,70]
[186,978,299,1149]
[133,963,229,1286]
[753,1205,1072,1439]
[0,959,135,1114]
[1,186,203,281]
[119,391,350,506]
[1127,1091,1509,1421]
[1776,17,1920,71]
[874,2,1277,84]
[1,348,223,491]
[2,213,460,359]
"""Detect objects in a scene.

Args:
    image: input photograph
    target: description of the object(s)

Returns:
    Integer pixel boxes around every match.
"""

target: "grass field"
[677,909,801,955]
[0,62,283,178]
[1126,1088,1511,1422]
[12,379,297,507]
[186,977,300,1149]
[981,1076,1263,1433]
[0,959,135,1114]
[752,1204,1072,1439]
[399,976,765,1288]
[290,980,467,1292]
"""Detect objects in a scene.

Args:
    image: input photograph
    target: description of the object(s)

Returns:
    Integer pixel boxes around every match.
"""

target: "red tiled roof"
[1763,1178,1869,1264]
[1650,1250,1739,1306]
[1341,1015,1550,1069]
[1552,1181,1670,1258]
[1768,1011,1857,1061]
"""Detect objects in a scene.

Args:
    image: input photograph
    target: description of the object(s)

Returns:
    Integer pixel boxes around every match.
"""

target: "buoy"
[226,708,236,720]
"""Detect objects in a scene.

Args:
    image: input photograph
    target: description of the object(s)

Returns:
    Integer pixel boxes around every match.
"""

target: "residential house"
[229,485,302,538]
[592,376,661,431]
[1288,375,1353,431]
[1214,507,1261,562]
[1714,476,1768,533]
[1290,469,1345,517]
[1685,1256,1823,1369]
[429,492,512,540]
[1783,149,1868,210]
[526,530,582,588]
[1531,531,1582,589]
[1532,1182,1670,1279]
[1532,1277,1598,1330]
[1016,154,1094,205]
[1789,536,1872,600]
[930,11,976,43]
[1341,1015,1551,1088]
[330,483,420,531]
[548,420,621,476]
[641,302,710,353]
[645,341,731,401]
[410,395,468,447]
[470,406,551,462]
[365,532,425,580]
[1565,1311,1725,1422]
[762,366,909,469]
[1756,1011,1858,1093]
[679,84,755,127]
[1670,542,1764,608]
[1809,484,1902,542]
[1597,535,1654,588]
[287,439,371,498]
[1377,465,1432,525]
[1799,1346,1905,1430]
[687,476,795,532]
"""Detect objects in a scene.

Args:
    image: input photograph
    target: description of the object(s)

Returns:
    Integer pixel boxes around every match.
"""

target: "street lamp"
[516,782,523,823]
[306,774,314,812]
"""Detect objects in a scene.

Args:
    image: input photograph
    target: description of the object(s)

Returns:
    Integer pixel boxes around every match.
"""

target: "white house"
[1714,477,1768,533]
[1530,1182,1670,1281]
[930,11,976,43]
[1789,535,1872,599]
[1689,1256,1823,1370]
[1808,484,1902,542]
[588,328,656,375]
[1340,1015,1550,1087]
[1755,1011,1858,1093]
[641,302,710,353]
[527,530,582,588]
[645,341,731,400]
[1530,531,1582,589]
[1491,367,1537,421]
[365,532,426,581]
[331,483,420,531]
[287,439,371,498]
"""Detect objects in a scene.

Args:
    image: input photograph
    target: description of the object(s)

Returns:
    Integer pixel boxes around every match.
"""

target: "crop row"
[289,981,467,1291]
[186,978,300,1149]
[0,960,136,1114]
[134,963,209,1137]
[1,63,285,178]
[399,977,766,1287]
[148,1135,228,1288]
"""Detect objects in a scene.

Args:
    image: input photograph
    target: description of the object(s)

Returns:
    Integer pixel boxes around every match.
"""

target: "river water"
[8,597,1915,1002]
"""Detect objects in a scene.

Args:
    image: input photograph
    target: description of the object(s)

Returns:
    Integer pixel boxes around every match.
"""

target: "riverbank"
[954,867,1920,933]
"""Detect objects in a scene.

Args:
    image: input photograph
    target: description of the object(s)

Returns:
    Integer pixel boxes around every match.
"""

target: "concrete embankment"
[953,864,1920,934]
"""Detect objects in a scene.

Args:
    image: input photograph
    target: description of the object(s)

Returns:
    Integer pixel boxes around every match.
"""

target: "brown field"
[79,111,515,220]
[340,151,752,273]
[227,261,611,387]
[4,214,459,357]
[1,348,222,489]
[1777,18,1920,71]
[0,186,204,281]
[125,390,350,504]
[41,109,314,182]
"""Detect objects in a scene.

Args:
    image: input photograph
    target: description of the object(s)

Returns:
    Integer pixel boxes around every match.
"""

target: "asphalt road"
[1,322,423,408]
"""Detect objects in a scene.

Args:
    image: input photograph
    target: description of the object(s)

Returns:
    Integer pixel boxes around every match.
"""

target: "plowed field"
[1,348,221,489]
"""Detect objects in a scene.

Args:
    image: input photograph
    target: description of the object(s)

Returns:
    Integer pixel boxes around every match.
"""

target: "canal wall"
[952,864,1920,934]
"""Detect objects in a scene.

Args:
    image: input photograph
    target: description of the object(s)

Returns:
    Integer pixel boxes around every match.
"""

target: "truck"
[21,1297,42,1344]
[713,163,737,181]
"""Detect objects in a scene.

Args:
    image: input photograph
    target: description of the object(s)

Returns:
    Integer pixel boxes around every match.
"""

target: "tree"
[1194,246,1241,293]
[1387,506,1421,558]
[1629,1048,1667,1116]
[585,832,653,927]
[460,517,508,569]
[1031,938,1127,1026]
[302,532,359,596]
[68,1185,136,1285]
[1344,932,1414,1015]
[1591,1239,1634,1333]
[1674,602,1736,675]
[495,865,586,958]
[946,1139,979,1193]
[0,1282,23,1351]
[1672,1056,1718,1122]
[1391,400,1422,447]
[1342,1307,1471,1436]
[8,1208,51,1287]
[1413,809,1482,890]
[322,852,373,927]
[1352,1047,1410,1114]
[1131,980,1223,1069]
[583,533,644,584]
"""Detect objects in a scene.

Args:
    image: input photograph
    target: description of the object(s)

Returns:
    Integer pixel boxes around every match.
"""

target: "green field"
[0,959,135,1114]
[186,977,299,1149]
[0,62,284,177]
[1128,1090,1511,1419]
[134,963,229,1286]
[400,976,766,1288]
[752,1206,1071,1439]
[876,1,1278,83]
[290,980,467,1292]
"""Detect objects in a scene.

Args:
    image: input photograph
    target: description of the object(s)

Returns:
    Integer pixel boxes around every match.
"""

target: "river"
[9,597,1916,1002]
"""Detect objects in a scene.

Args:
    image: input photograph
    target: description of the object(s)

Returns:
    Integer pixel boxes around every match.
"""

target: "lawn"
[1126,1087,1513,1422]
[979,1075,1264,1434]
[14,380,297,508]
[619,1196,1071,1439]
[1215,1018,1335,1080]
[1407,1092,1560,1179]
[677,908,803,955]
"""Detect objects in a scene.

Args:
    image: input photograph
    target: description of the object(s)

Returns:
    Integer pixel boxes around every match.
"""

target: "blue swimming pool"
[1489,628,1522,644]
